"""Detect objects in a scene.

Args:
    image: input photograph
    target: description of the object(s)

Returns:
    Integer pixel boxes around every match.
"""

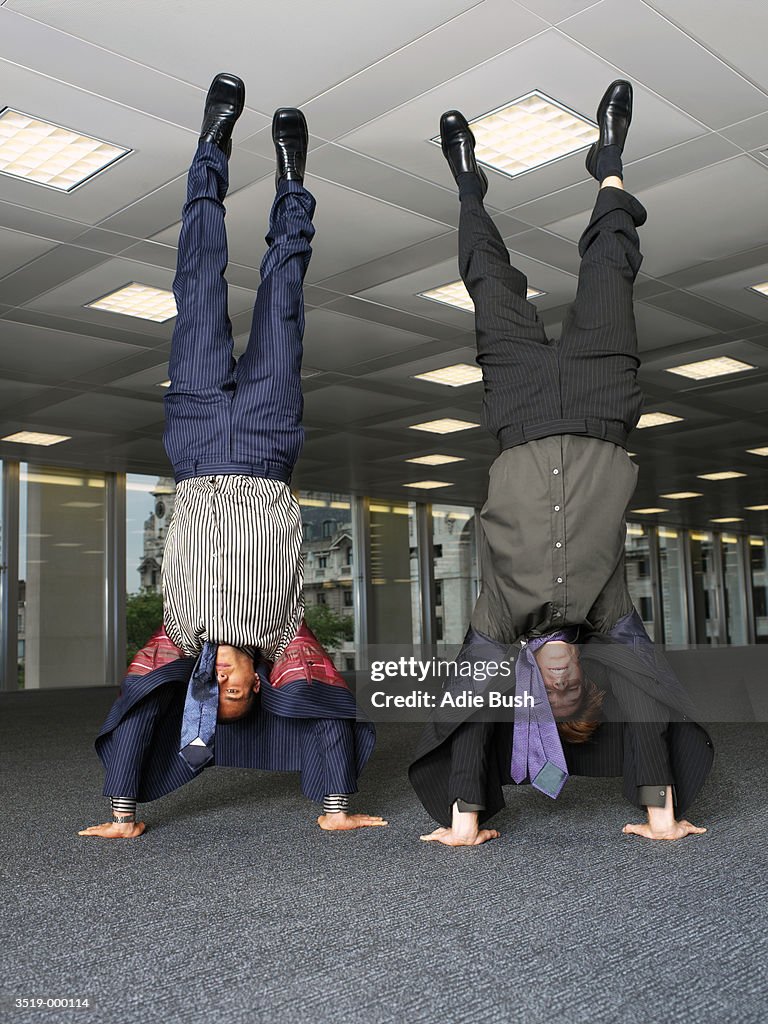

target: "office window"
[721,535,748,645]
[750,538,768,643]
[373,501,419,645]
[298,491,355,667]
[658,529,687,645]
[125,473,174,662]
[432,505,478,650]
[690,532,721,644]
[625,524,655,640]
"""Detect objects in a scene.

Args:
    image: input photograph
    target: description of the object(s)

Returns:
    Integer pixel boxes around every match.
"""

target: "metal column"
[0,460,20,690]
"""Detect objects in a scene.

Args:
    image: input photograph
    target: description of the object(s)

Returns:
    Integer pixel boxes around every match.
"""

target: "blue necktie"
[179,642,219,769]
[510,630,577,798]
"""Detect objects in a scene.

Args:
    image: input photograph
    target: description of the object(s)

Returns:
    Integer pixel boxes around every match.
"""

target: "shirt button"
[557,577,563,584]
[554,505,560,511]
[553,468,559,475]
[659,789,666,797]
[555,542,562,548]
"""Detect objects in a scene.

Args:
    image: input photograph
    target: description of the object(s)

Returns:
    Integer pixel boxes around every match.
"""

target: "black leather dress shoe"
[440,110,488,196]
[199,73,246,157]
[585,79,633,180]
[273,108,308,188]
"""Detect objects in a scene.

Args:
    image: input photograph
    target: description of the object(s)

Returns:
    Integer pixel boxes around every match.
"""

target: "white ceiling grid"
[0,0,767,530]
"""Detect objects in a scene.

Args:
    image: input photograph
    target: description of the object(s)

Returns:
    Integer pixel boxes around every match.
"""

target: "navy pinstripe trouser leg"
[163,141,316,481]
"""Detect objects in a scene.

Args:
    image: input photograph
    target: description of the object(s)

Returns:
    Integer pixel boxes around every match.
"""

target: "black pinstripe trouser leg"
[458,186,647,432]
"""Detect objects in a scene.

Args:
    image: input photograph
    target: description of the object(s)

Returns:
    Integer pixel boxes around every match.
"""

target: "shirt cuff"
[638,784,674,808]
[455,799,485,813]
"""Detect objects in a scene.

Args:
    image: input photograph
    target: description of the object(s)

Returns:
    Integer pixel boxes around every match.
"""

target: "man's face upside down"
[215,645,260,721]
[534,641,585,719]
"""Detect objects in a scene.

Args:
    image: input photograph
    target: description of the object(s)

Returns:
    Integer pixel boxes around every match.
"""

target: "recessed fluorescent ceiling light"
[409,418,479,434]
[749,281,768,297]
[658,529,679,539]
[0,108,129,191]
[431,91,598,177]
[697,471,747,480]
[711,517,743,523]
[746,504,768,511]
[631,507,669,514]
[157,380,172,388]
[403,480,453,490]
[747,446,768,456]
[665,356,756,380]
[414,363,482,387]
[406,455,465,466]
[660,492,703,499]
[419,279,543,312]
[2,431,70,446]
[636,412,684,428]
[87,283,177,323]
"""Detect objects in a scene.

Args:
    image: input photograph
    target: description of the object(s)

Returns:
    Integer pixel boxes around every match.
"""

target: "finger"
[420,829,448,841]
[623,823,648,836]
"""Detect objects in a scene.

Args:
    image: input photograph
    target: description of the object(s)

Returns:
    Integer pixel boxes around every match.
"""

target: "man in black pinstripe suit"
[411,81,713,846]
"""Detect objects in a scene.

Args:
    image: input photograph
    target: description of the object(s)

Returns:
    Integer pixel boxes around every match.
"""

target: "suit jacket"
[96,623,374,804]
[409,610,713,825]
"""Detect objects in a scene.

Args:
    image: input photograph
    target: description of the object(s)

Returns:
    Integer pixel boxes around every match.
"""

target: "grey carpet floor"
[1,687,767,1024]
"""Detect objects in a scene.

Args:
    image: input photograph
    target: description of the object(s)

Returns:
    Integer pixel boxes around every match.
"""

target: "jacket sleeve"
[101,690,167,799]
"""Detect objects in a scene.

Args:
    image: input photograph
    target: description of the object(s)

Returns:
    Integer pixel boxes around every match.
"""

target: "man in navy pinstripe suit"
[411,82,713,846]
[79,75,385,838]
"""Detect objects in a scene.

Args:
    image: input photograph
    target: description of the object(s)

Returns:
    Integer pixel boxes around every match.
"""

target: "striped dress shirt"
[162,474,304,661]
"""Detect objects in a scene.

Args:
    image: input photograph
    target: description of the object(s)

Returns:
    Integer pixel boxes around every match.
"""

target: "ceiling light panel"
[665,356,756,380]
[636,413,684,428]
[660,492,703,499]
[406,455,465,466]
[409,418,479,435]
[0,108,129,191]
[419,279,543,312]
[87,283,177,323]
[2,431,71,446]
[414,364,482,387]
[433,92,598,177]
[697,471,747,480]
[403,480,453,490]
[749,282,768,297]
[747,447,768,456]
[631,507,669,514]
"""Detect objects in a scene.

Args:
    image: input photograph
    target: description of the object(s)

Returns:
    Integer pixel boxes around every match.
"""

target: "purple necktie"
[510,629,577,799]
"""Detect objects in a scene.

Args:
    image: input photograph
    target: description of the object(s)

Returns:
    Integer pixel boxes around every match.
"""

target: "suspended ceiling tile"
[560,0,768,129]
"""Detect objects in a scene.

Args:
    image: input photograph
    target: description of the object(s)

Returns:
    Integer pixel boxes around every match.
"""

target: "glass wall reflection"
[19,464,107,688]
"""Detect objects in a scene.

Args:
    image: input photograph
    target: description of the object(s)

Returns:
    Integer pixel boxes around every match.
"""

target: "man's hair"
[556,676,605,744]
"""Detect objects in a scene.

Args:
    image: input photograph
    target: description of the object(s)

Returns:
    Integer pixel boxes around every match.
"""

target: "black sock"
[596,144,623,182]
[457,171,484,200]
